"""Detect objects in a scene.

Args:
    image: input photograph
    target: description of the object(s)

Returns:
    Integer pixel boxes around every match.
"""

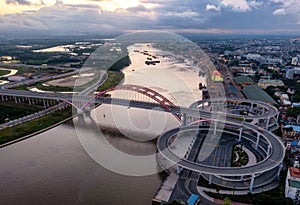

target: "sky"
[0,0,299,36]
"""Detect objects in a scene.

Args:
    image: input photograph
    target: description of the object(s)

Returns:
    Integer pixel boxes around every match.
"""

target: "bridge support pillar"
[267,145,271,157]
[276,114,279,123]
[77,108,84,115]
[266,117,270,130]
[43,99,46,108]
[209,175,212,185]
[250,103,253,112]
[238,128,243,142]
[249,173,255,193]
[213,121,217,136]
[240,175,244,181]
[176,166,182,175]
[255,133,260,150]
[182,113,187,127]
[277,164,283,180]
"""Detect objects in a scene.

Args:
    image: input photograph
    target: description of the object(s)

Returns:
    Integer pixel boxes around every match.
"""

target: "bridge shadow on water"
[74,114,159,156]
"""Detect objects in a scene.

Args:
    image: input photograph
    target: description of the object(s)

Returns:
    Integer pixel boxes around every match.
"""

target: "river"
[0,43,205,204]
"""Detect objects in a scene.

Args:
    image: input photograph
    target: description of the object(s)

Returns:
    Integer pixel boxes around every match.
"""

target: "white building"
[294,67,300,75]
[285,167,300,203]
[246,53,262,61]
[8,76,25,82]
[292,57,299,66]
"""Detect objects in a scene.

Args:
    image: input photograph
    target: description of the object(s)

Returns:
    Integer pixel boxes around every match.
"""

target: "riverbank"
[0,101,43,124]
[0,56,128,146]
[0,108,73,146]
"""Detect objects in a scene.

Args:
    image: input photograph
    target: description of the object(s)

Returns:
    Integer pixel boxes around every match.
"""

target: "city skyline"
[0,0,299,36]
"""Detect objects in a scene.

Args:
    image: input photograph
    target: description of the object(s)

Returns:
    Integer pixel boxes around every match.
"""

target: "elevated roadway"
[157,124,285,176]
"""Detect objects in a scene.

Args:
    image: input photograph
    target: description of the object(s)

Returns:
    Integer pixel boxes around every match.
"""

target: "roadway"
[190,98,278,121]
[157,124,285,176]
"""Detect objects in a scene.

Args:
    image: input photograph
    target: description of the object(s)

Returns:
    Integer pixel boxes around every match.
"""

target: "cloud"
[270,0,300,22]
[6,0,32,5]
[248,0,263,9]
[221,0,262,12]
[272,8,286,15]
[205,4,221,12]
[0,0,299,36]
[5,0,44,5]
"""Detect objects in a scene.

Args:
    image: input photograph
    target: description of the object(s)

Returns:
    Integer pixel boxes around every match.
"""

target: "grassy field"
[0,69,11,76]
[97,71,124,91]
[0,101,43,124]
[0,108,72,145]
[35,82,74,92]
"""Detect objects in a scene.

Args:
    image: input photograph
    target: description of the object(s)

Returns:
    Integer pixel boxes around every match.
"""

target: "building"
[211,70,223,82]
[242,85,278,105]
[283,125,300,139]
[234,76,255,88]
[246,53,262,61]
[294,67,300,75]
[292,57,299,66]
[7,76,26,82]
[285,167,300,203]
[258,79,284,89]
[230,66,255,76]
[286,68,294,80]
[281,94,290,101]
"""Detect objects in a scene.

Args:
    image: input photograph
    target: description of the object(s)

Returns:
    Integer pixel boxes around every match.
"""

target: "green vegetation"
[95,55,129,91]
[0,101,43,124]
[0,108,72,145]
[109,55,131,71]
[223,197,232,205]
[0,69,11,76]
[292,82,300,102]
[1,55,129,145]
[12,55,129,93]
[232,145,249,167]
[13,85,28,91]
[97,71,124,91]
[287,107,300,118]
[35,82,74,92]
[265,86,287,102]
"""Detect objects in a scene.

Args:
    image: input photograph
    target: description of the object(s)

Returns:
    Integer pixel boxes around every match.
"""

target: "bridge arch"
[82,84,182,121]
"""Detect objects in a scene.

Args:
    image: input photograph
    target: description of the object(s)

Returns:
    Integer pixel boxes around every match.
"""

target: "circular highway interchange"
[157,98,285,191]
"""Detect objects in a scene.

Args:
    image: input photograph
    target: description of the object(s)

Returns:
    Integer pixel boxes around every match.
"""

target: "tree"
[216,187,221,199]
[223,197,232,205]
[247,192,252,203]
[287,107,300,118]
[232,186,236,196]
